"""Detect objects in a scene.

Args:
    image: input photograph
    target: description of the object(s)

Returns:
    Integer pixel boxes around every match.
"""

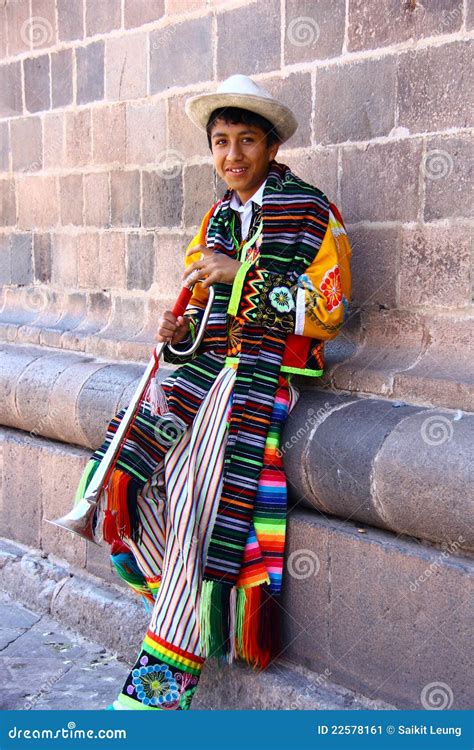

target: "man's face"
[210,118,280,203]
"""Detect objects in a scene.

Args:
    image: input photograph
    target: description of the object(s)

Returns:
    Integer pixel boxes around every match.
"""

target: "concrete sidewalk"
[0,590,130,711]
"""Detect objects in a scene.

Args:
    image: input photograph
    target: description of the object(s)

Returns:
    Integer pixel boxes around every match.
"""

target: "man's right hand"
[155,311,190,344]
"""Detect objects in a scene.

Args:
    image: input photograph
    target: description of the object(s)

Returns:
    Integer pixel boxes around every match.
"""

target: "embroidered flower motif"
[227,316,242,357]
[269,286,295,313]
[320,265,342,312]
[132,664,179,707]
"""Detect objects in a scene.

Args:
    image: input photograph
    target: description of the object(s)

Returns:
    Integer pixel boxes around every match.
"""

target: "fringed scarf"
[78,161,330,669]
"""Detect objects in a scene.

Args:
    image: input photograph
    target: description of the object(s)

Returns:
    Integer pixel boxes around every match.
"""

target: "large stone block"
[51,48,73,109]
[65,110,92,168]
[0,6,5,60]
[11,116,42,173]
[154,232,193,301]
[4,0,29,56]
[282,512,473,709]
[341,139,423,223]
[85,0,121,36]
[76,41,105,105]
[14,350,85,435]
[0,179,16,227]
[84,172,110,228]
[57,0,84,41]
[76,362,145,448]
[33,233,52,283]
[0,345,45,428]
[348,224,399,310]
[329,309,427,397]
[0,62,22,118]
[24,54,51,114]
[399,224,471,309]
[0,122,9,172]
[30,0,57,50]
[77,233,100,288]
[10,234,33,285]
[168,92,211,160]
[0,433,42,546]
[17,175,59,230]
[142,169,183,228]
[127,233,155,290]
[92,104,126,165]
[314,57,396,145]
[263,72,312,149]
[393,315,474,412]
[150,16,213,93]
[110,170,140,226]
[126,101,167,166]
[398,41,473,132]
[216,0,280,78]
[59,174,84,227]
[124,0,164,28]
[105,34,147,101]
[40,444,88,568]
[99,232,126,288]
[284,0,345,64]
[51,234,78,287]
[43,113,65,170]
[182,163,214,227]
[348,0,464,51]
[0,235,10,284]
[423,135,473,222]
[374,411,474,551]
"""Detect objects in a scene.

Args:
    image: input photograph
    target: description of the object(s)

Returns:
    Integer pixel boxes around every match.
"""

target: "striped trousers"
[110,364,299,710]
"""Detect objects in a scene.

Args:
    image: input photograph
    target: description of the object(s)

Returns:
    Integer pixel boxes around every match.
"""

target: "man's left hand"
[182,245,242,289]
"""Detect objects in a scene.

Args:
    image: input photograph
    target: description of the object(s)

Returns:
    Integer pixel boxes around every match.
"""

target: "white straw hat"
[185,74,298,144]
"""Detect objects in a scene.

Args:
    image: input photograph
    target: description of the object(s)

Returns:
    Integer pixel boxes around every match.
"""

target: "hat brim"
[185,92,298,144]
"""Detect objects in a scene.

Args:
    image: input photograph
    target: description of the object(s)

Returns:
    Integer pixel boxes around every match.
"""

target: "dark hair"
[206,107,281,150]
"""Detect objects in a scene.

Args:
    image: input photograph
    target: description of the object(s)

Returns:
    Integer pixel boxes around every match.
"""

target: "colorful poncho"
[78,161,332,668]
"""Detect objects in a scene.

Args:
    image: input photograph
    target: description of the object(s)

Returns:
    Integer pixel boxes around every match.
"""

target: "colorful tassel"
[110,540,155,611]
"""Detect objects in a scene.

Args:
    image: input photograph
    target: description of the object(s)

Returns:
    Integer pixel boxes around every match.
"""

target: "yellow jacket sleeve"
[294,207,352,341]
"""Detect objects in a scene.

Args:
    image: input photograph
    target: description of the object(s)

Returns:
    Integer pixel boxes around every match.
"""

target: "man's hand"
[182,245,242,289]
[155,311,190,344]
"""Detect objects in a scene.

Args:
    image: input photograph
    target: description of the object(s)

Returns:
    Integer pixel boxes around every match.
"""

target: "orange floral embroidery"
[320,265,342,312]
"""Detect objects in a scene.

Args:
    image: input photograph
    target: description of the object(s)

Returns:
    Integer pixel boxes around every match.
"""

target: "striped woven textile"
[78,160,330,669]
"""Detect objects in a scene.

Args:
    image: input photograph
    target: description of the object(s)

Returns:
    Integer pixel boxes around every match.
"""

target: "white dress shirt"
[229,179,266,240]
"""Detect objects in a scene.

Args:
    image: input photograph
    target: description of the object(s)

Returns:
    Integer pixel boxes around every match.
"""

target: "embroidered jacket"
[164,181,352,378]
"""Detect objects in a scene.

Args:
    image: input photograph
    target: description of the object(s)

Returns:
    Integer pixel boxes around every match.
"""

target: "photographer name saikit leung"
[398,725,462,737]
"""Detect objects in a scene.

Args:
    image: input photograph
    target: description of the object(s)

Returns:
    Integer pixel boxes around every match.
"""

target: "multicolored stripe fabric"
[108,365,299,710]
[79,160,329,669]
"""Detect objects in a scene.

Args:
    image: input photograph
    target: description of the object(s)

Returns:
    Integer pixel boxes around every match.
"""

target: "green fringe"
[199,580,228,659]
[235,586,247,655]
[74,458,100,507]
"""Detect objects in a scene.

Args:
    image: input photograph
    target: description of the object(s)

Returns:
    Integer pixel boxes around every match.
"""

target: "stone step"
[0,537,393,711]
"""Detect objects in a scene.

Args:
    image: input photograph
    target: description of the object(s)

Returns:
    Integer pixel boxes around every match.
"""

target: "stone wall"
[0,0,472,409]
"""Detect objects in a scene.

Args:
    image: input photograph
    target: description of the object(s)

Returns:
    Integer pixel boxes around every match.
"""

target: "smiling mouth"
[226,167,248,174]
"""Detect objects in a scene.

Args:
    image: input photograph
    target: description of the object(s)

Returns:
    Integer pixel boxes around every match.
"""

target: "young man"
[104,74,351,710]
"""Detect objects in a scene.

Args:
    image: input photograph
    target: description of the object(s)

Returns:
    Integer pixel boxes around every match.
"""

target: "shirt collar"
[229,178,266,212]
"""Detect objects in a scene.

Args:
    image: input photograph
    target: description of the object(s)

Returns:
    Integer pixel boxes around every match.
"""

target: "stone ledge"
[0,538,394,711]
[1,346,473,551]
[2,288,473,410]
